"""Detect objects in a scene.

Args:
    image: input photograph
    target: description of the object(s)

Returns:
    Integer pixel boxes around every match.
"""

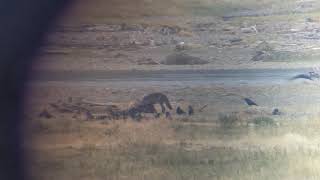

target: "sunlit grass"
[28,117,320,180]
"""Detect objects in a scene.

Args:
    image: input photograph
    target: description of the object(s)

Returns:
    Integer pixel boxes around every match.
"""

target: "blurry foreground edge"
[0,0,72,179]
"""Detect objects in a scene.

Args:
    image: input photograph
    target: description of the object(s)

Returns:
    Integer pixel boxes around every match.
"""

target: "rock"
[222,16,233,21]
[241,27,254,33]
[251,41,274,61]
[175,42,202,51]
[241,25,258,33]
[161,53,209,65]
[74,111,94,121]
[272,108,281,115]
[305,17,315,22]
[170,38,178,45]
[82,24,123,32]
[296,0,316,12]
[229,38,242,43]
[175,42,186,51]
[252,49,299,62]
[195,22,215,31]
[243,98,258,106]
[120,23,145,31]
[247,122,256,127]
[159,25,181,35]
[251,51,272,61]
[149,39,156,46]
[137,57,159,65]
[177,30,194,37]
[174,42,203,51]
[114,53,127,58]
[222,27,233,32]
[256,41,274,52]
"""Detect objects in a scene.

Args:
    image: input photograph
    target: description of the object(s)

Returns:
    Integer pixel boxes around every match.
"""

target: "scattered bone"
[159,25,181,35]
[199,104,208,112]
[241,25,258,33]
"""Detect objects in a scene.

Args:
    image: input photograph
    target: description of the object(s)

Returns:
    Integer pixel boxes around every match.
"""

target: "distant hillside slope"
[60,0,301,24]
[61,0,183,24]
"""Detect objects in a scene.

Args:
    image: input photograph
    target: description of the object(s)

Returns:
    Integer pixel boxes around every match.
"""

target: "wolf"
[140,93,172,113]
[119,93,172,120]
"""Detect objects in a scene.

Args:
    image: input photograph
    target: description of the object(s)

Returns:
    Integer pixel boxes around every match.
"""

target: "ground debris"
[241,25,258,33]
[158,25,181,35]
[251,50,272,61]
[175,42,203,51]
[41,98,127,121]
[137,57,159,65]
[39,109,53,119]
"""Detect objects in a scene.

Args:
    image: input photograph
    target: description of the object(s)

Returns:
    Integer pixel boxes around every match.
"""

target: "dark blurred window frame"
[0,1,72,179]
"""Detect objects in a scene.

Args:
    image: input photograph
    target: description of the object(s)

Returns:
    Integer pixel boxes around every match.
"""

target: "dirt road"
[31,68,314,87]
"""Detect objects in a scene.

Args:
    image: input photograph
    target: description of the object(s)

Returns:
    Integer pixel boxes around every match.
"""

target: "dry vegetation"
[27,114,320,180]
[26,80,320,180]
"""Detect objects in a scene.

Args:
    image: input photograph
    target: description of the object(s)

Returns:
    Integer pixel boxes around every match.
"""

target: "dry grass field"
[25,81,320,180]
[27,116,320,180]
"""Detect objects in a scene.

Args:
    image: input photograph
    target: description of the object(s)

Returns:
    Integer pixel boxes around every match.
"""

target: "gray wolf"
[125,93,172,120]
[140,93,172,113]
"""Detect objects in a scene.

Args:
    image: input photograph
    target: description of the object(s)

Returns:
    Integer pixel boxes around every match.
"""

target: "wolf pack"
[114,92,194,121]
